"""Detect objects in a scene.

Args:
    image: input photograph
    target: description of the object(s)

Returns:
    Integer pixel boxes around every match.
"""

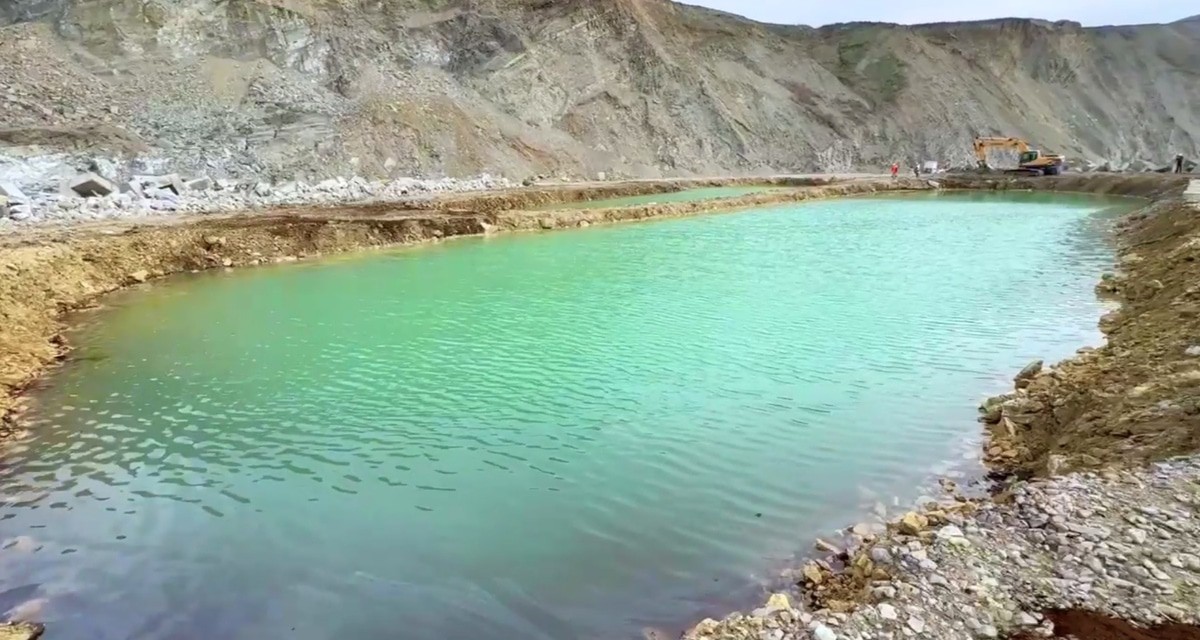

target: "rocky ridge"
[1,1,1199,193]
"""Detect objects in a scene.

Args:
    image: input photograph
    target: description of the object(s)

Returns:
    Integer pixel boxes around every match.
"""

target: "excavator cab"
[1018,150,1066,175]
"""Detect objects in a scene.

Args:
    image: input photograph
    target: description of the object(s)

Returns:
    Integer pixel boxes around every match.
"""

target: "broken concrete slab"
[69,173,115,198]
[132,174,183,195]
[0,181,29,204]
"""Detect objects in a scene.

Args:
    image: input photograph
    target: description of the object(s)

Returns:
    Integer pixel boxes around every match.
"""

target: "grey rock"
[1129,528,1148,544]
[813,624,837,640]
[907,617,926,633]
[878,604,898,621]
[871,547,893,565]
[0,181,28,203]
[1016,612,1040,626]
[69,172,115,197]
[936,525,965,540]
[185,177,212,191]
[1186,345,1200,357]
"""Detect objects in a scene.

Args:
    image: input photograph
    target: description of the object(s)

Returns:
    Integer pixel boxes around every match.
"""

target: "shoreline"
[680,175,1200,639]
[0,175,933,428]
[1,173,1197,640]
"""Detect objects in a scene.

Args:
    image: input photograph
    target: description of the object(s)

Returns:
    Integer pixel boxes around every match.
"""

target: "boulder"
[121,180,144,198]
[69,172,115,197]
[812,624,837,640]
[979,395,1007,423]
[128,270,150,283]
[897,512,928,535]
[253,182,272,197]
[1001,397,1045,426]
[185,177,212,191]
[1014,360,1043,389]
[0,621,44,640]
[9,204,32,221]
[0,181,29,204]
[763,592,793,614]
[802,562,825,585]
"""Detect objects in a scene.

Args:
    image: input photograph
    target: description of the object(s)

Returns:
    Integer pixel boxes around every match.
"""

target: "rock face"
[2,2,1199,184]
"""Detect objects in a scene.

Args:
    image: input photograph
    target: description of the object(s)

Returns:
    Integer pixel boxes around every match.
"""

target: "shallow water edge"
[0,172,1191,640]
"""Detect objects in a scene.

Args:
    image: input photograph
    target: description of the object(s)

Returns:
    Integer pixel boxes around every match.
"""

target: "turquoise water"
[533,186,783,210]
[1,193,1127,640]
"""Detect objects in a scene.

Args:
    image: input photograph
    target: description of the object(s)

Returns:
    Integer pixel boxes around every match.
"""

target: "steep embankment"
[1,0,1198,188]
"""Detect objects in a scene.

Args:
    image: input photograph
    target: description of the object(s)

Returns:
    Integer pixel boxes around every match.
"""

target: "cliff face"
[1,0,1198,182]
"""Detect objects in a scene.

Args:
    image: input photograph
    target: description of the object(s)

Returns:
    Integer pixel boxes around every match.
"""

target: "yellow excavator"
[973,137,1067,176]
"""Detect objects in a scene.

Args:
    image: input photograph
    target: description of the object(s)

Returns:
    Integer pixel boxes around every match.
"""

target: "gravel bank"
[685,457,1200,640]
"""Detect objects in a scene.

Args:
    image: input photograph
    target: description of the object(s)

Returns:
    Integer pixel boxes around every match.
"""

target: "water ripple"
[0,192,1128,640]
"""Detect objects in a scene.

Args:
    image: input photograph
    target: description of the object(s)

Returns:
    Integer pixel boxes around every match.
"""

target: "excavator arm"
[972,136,1065,175]
[973,137,1031,168]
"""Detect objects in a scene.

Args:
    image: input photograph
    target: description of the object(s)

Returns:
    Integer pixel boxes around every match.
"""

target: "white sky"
[680,0,1196,27]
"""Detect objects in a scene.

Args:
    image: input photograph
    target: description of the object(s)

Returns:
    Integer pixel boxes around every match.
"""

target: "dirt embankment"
[937,174,1200,478]
[0,176,925,433]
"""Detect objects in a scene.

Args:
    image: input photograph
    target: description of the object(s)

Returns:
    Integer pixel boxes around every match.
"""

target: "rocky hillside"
[1,0,1198,186]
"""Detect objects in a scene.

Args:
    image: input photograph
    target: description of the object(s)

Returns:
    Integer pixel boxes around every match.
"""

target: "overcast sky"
[681,1,1195,27]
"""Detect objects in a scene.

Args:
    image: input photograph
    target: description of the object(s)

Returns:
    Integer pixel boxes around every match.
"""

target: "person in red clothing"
[890,162,899,178]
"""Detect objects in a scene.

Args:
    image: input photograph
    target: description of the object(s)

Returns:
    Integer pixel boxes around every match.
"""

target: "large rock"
[69,172,115,197]
[897,512,929,535]
[0,622,44,640]
[1014,360,1044,389]
[1001,396,1045,426]
[0,181,29,204]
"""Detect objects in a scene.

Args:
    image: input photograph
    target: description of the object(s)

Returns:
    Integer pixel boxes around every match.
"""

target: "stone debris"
[1013,359,1043,389]
[0,622,43,640]
[0,181,28,203]
[67,172,115,197]
[0,173,513,224]
[685,457,1200,640]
